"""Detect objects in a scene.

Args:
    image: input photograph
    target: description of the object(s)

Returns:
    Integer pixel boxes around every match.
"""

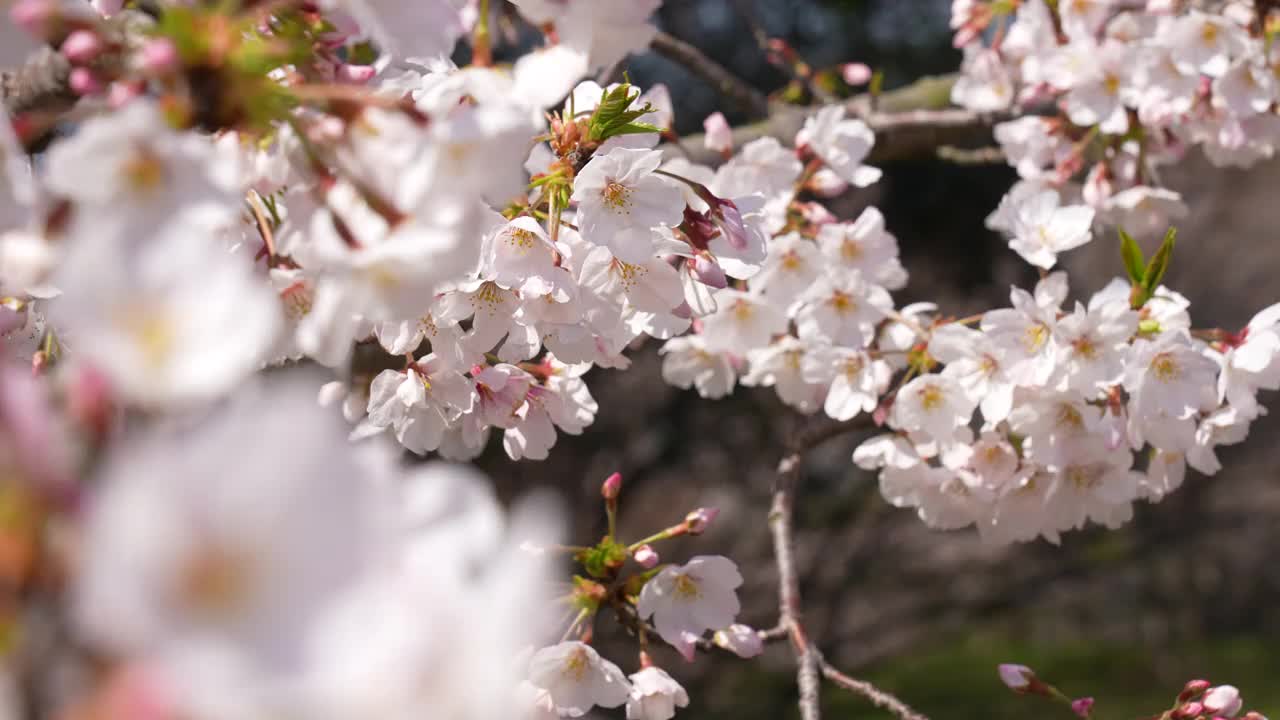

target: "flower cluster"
[952,0,1280,263]
[0,0,1278,716]
[654,87,1280,546]
[522,475,756,720]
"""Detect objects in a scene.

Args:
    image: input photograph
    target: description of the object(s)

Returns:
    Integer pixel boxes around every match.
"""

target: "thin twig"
[649,30,770,117]
[727,0,836,104]
[768,414,928,720]
[819,654,931,720]
[770,445,822,720]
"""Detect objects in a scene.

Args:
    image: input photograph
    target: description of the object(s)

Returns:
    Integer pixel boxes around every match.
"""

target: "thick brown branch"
[668,73,1018,167]
[650,30,770,118]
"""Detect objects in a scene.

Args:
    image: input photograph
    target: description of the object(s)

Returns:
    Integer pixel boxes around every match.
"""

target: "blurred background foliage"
[479,0,1280,717]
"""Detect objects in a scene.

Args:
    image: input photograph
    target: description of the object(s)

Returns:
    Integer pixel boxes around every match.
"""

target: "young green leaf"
[1142,227,1177,295]
[1119,228,1145,285]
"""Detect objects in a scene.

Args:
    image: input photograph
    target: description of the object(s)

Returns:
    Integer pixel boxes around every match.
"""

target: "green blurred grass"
[702,633,1279,720]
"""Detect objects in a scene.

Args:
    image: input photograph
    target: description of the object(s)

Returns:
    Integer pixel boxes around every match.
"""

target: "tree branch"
[649,30,770,118]
[667,73,1018,167]
[726,0,836,104]
[1,46,75,119]
[768,415,929,720]
[820,655,930,720]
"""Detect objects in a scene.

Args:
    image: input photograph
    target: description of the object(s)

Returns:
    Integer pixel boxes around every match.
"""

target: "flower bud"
[684,507,719,535]
[69,67,104,96]
[10,0,56,39]
[1180,680,1212,703]
[841,62,872,86]
[702,112,732,155]
[691,254,727,289]
[61,30,104,65]
[1071,697,1095,718]
[107,81,143,109]
[1174,702,1204,719]
[336,63,377,84]
[712,624,763,658]
[1203,686,1242,718]
[1241,712,1268,720]
[139,38,179,75]
[633,544,658,568]
[601,472,622,500]
[998,664,1034,692]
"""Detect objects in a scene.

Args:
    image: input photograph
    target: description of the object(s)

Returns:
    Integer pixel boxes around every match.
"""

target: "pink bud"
[710,198,749,250]
[841,62,872,85]
[1203,686,1242,718]
[69,67,104,96]
[633,544,658,568]
[713,624,763,658]
[998,664,1034,691]
[692,254,727,289]
[685,507,719,535]
[336,63,377,84]
[1071,697,1095,718]
[601,471,622,500]
[1175,702,1205,719]
[61,30,104,65]
[107,81,143,109]
[1241,712,1268,720]
[139,38,179,75]
[1180,681,1212,703]
[702,111,732,154]
[9,0,55,38]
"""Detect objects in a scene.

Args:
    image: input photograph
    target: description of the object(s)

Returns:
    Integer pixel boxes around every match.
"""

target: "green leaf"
[1119,229,1145,285]
[1142,227,1176,294]
[576,538,628,579]
[587,84,661,142]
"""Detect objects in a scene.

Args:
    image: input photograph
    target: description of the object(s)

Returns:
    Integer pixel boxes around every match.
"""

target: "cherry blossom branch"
[1,45,75,118]
[649,30,770,117]
[768,415,930,720]
[726,0,836,104]
[820,655,930,720]
[669,73,1020,167]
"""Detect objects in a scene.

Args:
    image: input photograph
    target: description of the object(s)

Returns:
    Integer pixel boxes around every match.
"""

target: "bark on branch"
[669,74,1016,167]
[769,415,930,720]
[650,30,771,117]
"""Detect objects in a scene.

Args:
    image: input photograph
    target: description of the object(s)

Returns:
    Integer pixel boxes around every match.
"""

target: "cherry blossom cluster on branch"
[0,0,1276,718]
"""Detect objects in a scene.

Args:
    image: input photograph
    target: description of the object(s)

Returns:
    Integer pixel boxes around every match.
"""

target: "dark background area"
[482,1,1280,717]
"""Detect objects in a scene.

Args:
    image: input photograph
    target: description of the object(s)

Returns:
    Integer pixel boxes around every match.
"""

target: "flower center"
[507,227,538,252]
[841,239,862,261]
[123,148,166,195]
[830,290,857,314]
[178,543,253,619]
[563,647,590,682]
[673,573,701,600]
[1150,352,1180,382]
[1022,324,1049,353]
[1055,403,1084,429]
[602,181,632,212]
[919,383,945,411]
[1072,335,1098,361]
